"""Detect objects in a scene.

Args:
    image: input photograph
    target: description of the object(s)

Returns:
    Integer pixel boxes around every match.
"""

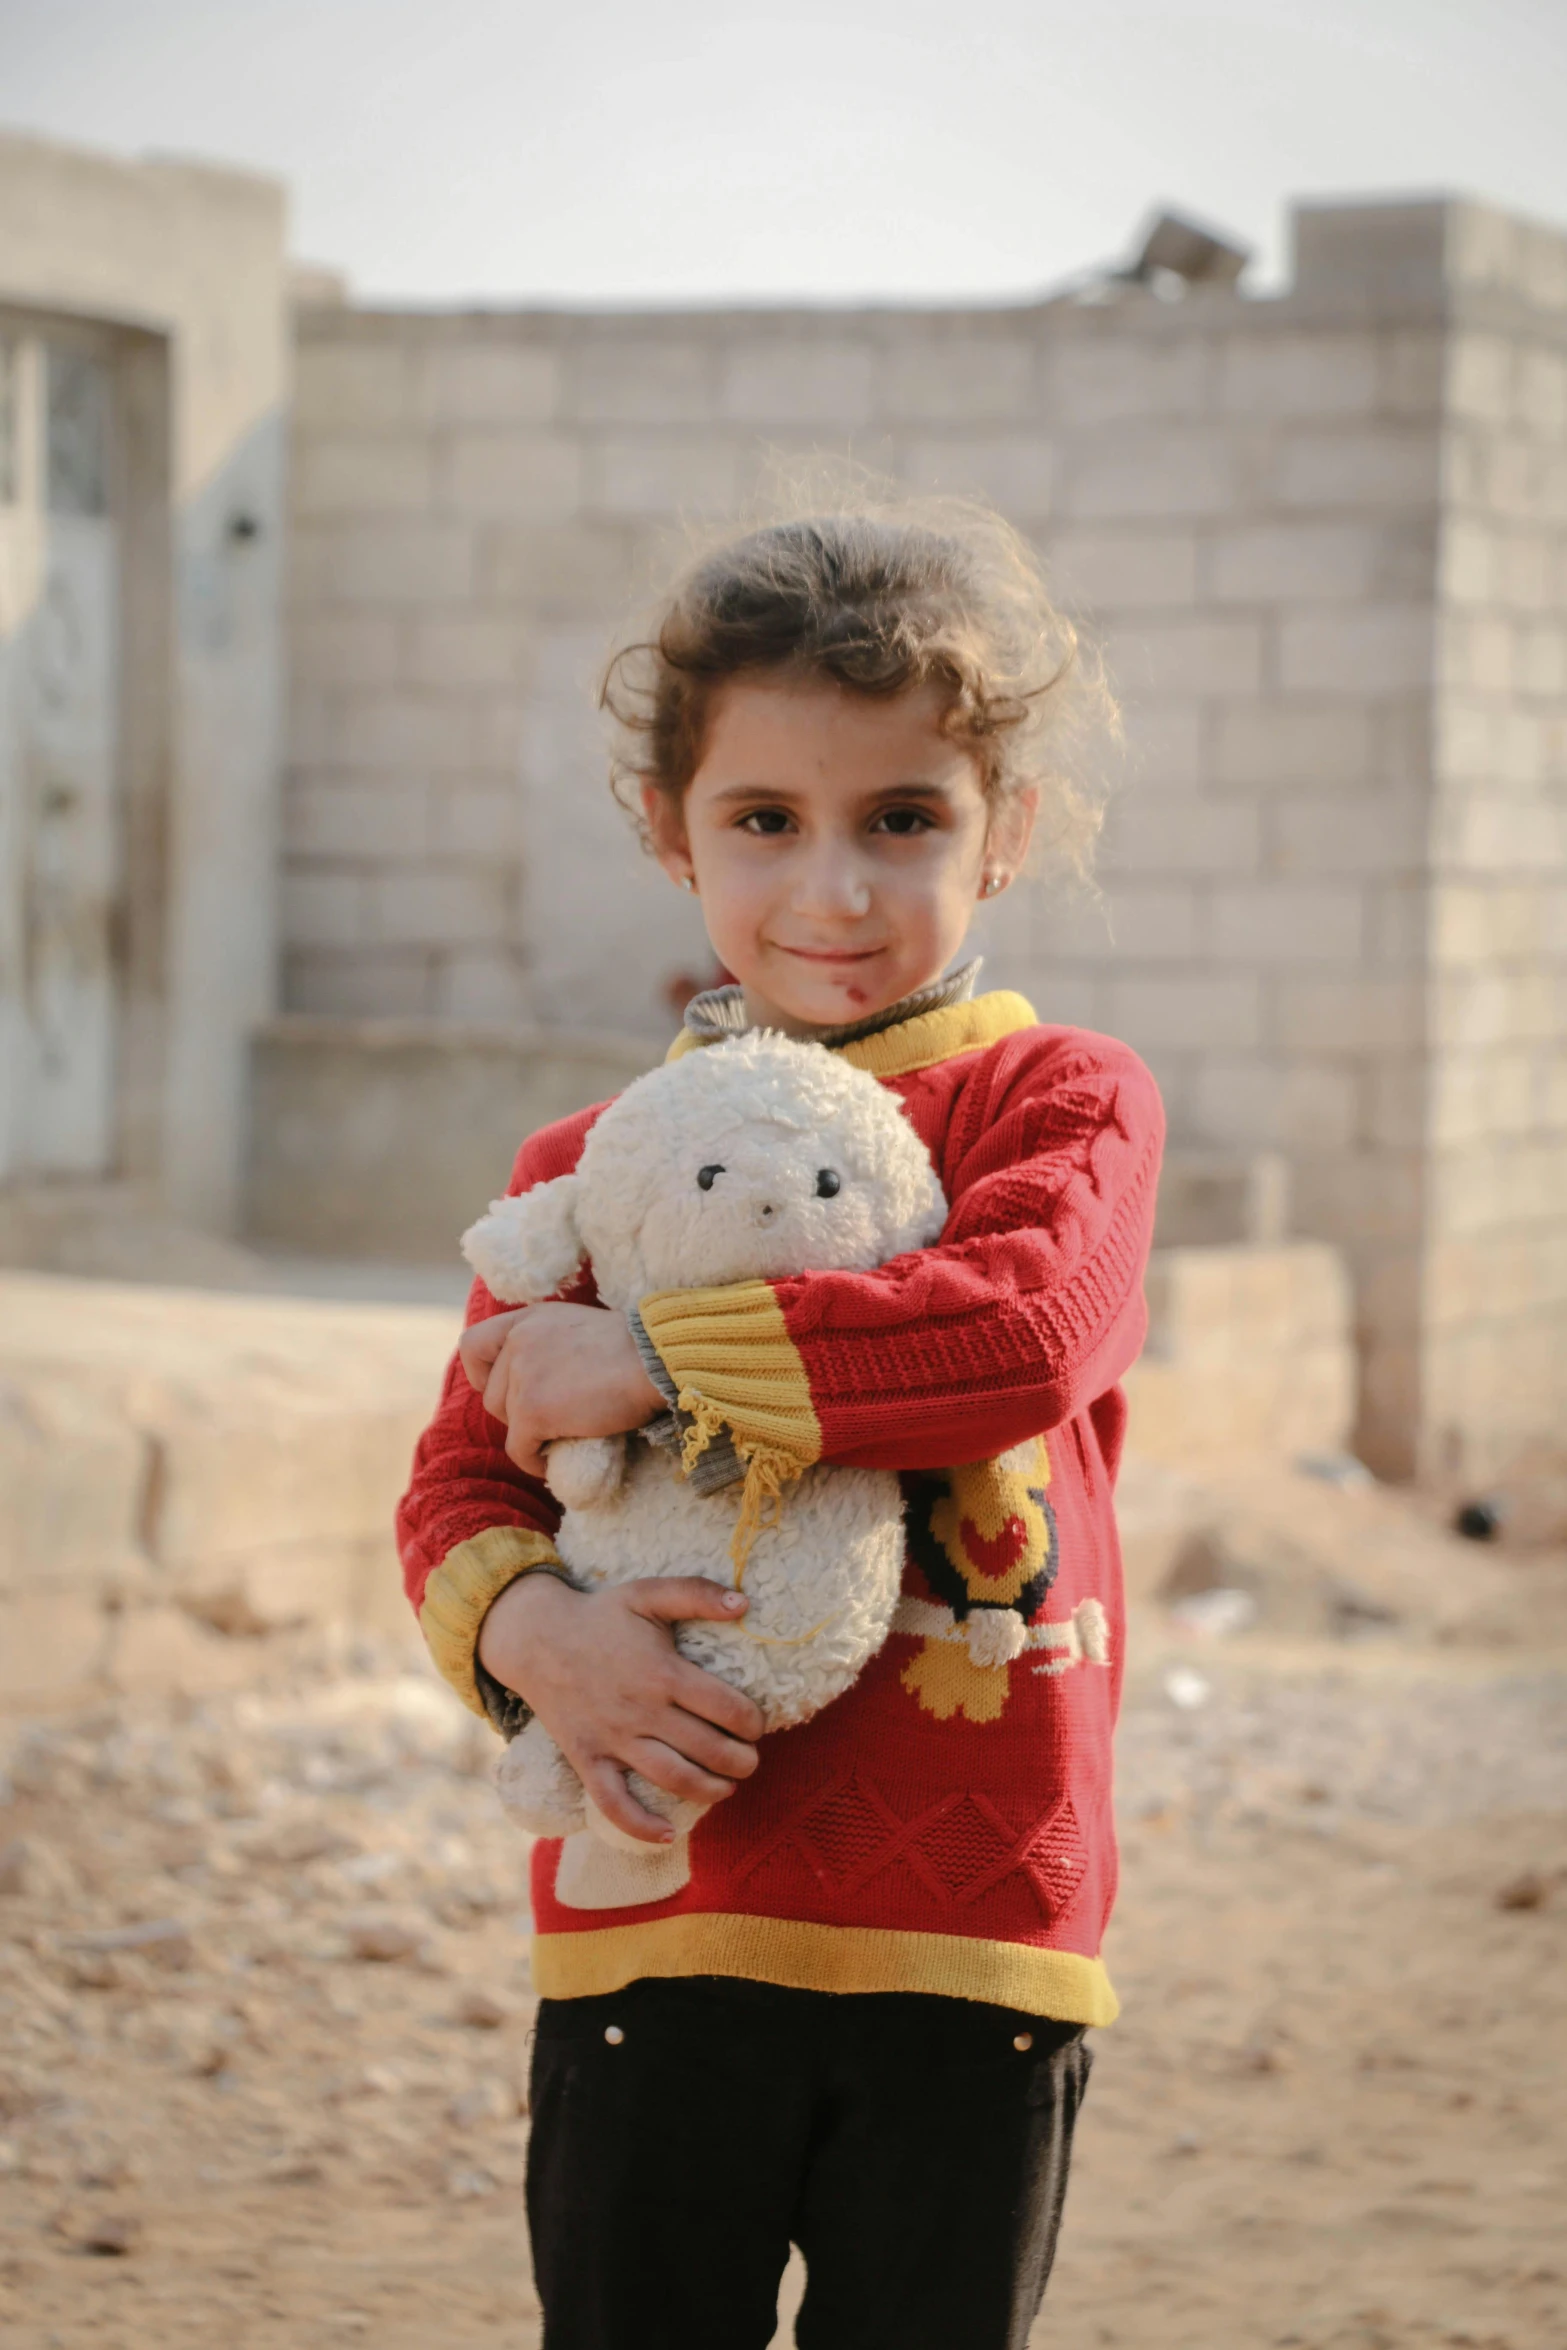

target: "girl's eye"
[738,808,794,835]
[871,807,936,836]
[815,1168,840,1198]
[697,1164,724,1191]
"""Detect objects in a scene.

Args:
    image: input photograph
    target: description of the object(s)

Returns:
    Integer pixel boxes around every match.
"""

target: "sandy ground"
[2,1531,1565,2349]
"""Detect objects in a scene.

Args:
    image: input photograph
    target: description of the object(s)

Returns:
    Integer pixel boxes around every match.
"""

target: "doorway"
[0,320,123,1180]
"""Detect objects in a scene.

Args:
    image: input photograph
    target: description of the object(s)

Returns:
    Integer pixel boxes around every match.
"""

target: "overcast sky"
[3,0,1564,306]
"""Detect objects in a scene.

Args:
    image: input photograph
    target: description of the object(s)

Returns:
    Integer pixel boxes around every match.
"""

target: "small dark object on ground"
[1454,1498,1504,1541]
[1496,1871,1550,1912]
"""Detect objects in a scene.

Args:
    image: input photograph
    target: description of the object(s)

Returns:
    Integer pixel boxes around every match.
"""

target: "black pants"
[526,1974,1092,2350]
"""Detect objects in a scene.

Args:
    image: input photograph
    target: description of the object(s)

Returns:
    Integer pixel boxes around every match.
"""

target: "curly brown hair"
[600,482,1118,882]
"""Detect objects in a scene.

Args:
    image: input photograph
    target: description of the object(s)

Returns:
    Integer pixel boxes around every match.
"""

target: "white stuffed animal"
[460,1030,947,1910]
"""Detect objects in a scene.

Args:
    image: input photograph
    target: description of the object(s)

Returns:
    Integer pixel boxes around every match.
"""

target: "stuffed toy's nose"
[753,1200,777,1224]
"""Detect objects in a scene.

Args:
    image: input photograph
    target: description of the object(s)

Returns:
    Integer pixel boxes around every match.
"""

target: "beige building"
[0,132,287,1231]
[3,127,1564,1490]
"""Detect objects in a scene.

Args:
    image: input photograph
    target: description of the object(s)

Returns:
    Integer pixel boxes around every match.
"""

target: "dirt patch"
[1,1598,1564,2348]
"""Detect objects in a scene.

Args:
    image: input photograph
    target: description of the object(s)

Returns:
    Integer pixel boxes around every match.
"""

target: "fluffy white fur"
[461,1030,947,1910]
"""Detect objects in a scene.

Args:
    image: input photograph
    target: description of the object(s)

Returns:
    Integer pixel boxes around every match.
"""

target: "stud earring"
[981,873,1004,898]
[679,874,696,894]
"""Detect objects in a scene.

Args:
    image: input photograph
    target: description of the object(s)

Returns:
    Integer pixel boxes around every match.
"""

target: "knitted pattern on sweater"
[395,993,1164,2021]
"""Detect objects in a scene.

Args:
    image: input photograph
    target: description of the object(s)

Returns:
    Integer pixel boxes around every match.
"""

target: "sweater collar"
[669,959,1037,1081]
[682,958,982,1050]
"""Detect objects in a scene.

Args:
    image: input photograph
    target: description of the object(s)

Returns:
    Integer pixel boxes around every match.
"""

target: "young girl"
[397,498,1164,2350]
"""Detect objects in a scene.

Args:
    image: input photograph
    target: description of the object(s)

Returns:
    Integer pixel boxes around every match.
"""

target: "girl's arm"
[635,1028,1164,1481]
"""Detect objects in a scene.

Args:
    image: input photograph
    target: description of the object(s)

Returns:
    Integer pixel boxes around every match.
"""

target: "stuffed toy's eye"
[697,1164,724,1191]
[815,1168,841,1198]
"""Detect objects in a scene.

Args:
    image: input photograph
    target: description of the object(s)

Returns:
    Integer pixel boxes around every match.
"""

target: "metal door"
[0,326,121,1178]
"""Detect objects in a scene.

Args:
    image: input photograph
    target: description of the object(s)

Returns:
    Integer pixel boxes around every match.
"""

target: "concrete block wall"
[284,193,1567,1483]
[1423,209,1567,1478]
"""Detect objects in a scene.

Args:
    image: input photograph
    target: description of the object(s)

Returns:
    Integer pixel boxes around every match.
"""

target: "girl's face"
[643,677,1036,1036]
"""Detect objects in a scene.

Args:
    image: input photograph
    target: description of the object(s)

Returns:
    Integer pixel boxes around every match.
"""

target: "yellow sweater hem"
[532,1912,1119,2026]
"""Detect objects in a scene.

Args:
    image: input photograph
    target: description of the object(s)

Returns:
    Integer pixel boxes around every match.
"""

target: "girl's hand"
[459,1302,663,1475]
[478,1571,763,1842]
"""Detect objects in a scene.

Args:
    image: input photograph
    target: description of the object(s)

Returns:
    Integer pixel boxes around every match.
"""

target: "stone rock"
[448,2078,515,2128]
[51,2205,143,2256]
[344,1911,424,1963]
[0,1836,78,1900]
[453,1986,511,2030]
[62,1919,194,1971]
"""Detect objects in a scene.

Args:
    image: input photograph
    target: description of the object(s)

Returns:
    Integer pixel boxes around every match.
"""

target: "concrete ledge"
[0,1270,456,1707]
[246,1016,655,1261]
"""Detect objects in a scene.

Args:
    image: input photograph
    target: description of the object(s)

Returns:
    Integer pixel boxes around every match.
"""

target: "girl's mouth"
[775,944,887,966]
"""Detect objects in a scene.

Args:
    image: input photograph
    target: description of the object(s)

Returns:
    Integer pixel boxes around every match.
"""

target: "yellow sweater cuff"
[418,1525,564,1717]
[638,1281,822,1472]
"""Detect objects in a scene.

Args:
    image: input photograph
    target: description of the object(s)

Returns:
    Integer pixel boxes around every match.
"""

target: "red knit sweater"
[396,991,1164,2023]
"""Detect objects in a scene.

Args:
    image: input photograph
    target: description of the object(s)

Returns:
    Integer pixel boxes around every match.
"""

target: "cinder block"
[1438,612,1517,695]
[368,866,513,949]
[1268,973,1423,1056]
[337,693,479,773]
[1516,346,1567,436]
[1439,518,1499,606]
[289,612,403,690]
[284,777,427,861]
[1121,699,1204,788]
[1100,793,1261,877]
[1114,616,1265,698]
[317,521,476,606]
[283,947,434,1019]
[1043,335,1211,421]
[293,433,435,516]
[587,433,741,517]
[1056,428,1236,519]
[1516,622,1567,696]
[1208,522,1376,604]
[1270,782,1425,878]
[1377,331,1445,417]
[1431,881,1546,967]
[1090,884,1198,961]
[875,333,1036,423]
[1368,873,1437,970]
[1217,333,1378,417]
[1277,606,1434,694]
[1275,427,1439,509]
[568,336,718,424]
[294,337,415,429]
[434,948,532,1023]
[1497,531,1552,612]
[1447,335,1517,425]
[403,615,526,690]
[1192,1056,1358,1152]
[1427,966,1555,1053]
[1101,971,1263,1052]
[282,869,367,950]
[719,341,876,426]
[414,342,561,424]
[441,430,583,521]
[1438,699,1547,792]
[1046,528,1198,611]
[478,518,647,613]
[1433,789,1567,874]
[435,782,521,858]
[1210,881,1365,965]
[1290,198,1448,310]
[1210,701,1373,789]
[902,433,1056,518]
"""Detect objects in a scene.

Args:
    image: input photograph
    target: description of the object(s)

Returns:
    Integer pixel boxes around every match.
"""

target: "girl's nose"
[790,857,871,920]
